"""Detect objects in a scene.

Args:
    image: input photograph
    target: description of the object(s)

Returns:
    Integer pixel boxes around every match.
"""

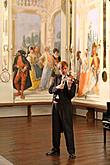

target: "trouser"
[52,102,75,154]
[14,71,26,93]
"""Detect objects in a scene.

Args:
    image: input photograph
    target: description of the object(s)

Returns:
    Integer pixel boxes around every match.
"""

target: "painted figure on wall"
[27,47,41,90]
[78,49,89,96]
[13,50,32,99]
[77,42,100,96]
[38,47,54,90]
[86,42,100,95]
[76,51,82,82]
[75,51,82,93]
[51,48,61,80]
[34,46,42,80]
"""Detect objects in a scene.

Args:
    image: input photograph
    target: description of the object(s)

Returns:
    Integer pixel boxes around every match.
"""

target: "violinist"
[46,61,76,160]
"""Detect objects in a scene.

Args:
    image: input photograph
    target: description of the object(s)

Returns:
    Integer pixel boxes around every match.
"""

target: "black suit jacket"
[49,74,76,102]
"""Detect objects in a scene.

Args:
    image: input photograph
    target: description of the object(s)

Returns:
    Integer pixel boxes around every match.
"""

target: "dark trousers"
[52,101,75,154]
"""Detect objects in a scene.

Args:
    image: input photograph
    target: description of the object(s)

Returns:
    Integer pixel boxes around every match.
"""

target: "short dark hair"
[30,47,34,50]
[18,50,26,56]
[53,48,59,54]
[77,51,81,55]
[60,61,68,69]
[92,42,97,49]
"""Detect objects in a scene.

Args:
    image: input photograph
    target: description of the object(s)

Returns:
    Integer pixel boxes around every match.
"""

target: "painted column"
[106,0,110,100]
[12,15,16,57]
[0,0,13,103]
[84,2,89,52]
[0,1,3,72]
[47,20,53,51]
[71,0,76,76]
[65,0,71,64]
[61,0,66,60]
[41,15,47,52]
[99,0,110,101]
[67,0,71,68]
[79,8,85,52]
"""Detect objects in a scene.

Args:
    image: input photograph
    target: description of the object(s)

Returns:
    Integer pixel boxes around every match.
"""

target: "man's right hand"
[56,83,64,89]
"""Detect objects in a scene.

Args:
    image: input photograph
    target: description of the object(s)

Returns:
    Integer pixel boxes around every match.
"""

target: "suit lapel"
[57,75,62,85]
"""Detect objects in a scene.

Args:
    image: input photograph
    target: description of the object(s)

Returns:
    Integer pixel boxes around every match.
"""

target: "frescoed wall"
[15,13,41,53]
[87,9,99,58]
[73,1,101,99]
[0,0,110,106]
[12,0,62,102]
[0,0,13,103]
[78,9,100,97]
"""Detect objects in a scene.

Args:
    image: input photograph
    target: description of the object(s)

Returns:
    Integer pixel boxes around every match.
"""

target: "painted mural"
[13,12,61,101]
[77,9,101,97]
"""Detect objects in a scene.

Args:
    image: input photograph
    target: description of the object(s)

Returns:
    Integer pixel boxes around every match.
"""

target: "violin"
[62,74,78,85]
[67,74,79,84]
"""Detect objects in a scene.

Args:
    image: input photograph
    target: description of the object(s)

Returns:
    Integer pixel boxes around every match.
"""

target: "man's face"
[60,65,68,75]
[35,47,39,53]
[45,47,49,52]
[54,51,58,58]
[18,52,21,56]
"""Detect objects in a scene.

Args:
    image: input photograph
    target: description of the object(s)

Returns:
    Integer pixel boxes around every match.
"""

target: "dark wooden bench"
[73,100,106,121]
[0,100,107,120]
[74,100,108,145]
[0,101,52,119]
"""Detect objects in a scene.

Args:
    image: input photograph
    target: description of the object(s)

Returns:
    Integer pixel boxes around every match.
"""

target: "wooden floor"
[0,115,110,165]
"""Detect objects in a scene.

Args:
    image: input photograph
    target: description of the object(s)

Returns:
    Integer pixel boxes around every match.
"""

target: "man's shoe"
[46,148,60,156]
[69,153,76,159]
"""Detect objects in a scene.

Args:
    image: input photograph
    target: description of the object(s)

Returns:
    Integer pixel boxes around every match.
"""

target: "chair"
[102,102,110,145]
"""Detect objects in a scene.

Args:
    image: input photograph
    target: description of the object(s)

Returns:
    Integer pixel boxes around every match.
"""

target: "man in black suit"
[46,61,76,159]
